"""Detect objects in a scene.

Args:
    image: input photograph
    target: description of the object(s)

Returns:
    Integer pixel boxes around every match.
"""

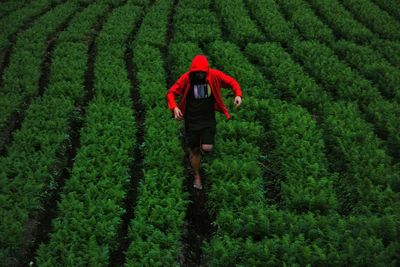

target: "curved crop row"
[276,0,335,44]
[36,2,141,265]
[201,36,393,265]
[123,1,189,264]
[245,43,329,114]
[261,99,338,214]
[371,0,400,22]
[304,0,400,68]
[0,0,32,18]
[247,101,398,266]
[0,0,57,51]
[202,41,269,265]
[262,205,399,265]
[203,100,399,266]
[321,101,400,214]
[133,0,171,49]
[338,0,400,40]
[332,40,400,102]
[0,1,80,133]
[211,41,337,215]
[0,1,99,265]
[176,0,211,9]
[291,40,400,162]
[370,39,400,67]
[124,45,186,267]
[214,0,264,45]
[244,0,297,44]
[245,43,400,213]
[172,0,221,45]
[205,40,275,100]
[305,0,375,43]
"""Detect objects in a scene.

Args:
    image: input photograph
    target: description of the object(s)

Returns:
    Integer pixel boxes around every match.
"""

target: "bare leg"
[190,147,202,189]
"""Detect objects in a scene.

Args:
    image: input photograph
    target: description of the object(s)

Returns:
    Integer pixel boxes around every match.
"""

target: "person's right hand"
[174,107,183,120]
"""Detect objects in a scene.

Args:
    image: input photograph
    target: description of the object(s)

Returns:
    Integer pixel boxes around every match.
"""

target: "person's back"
[166,55,242,189]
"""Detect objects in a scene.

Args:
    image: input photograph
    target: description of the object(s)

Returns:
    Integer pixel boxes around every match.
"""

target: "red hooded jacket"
[166,55,242,120]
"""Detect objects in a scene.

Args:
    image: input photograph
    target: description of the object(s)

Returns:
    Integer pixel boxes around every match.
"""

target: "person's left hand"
[234,96,242,107]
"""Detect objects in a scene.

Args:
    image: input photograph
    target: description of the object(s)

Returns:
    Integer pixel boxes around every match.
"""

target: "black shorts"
[185,126,216,149]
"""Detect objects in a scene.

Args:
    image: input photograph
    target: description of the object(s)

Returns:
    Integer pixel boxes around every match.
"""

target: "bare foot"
[193,176,203,190]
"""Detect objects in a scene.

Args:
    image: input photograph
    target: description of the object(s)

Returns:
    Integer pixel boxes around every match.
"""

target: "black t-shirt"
[184,76,215,130]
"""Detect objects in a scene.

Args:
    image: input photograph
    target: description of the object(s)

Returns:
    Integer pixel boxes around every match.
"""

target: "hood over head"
[189,55,209,74]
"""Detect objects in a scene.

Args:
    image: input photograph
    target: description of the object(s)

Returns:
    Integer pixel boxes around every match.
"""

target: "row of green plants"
[172,0,221,45]
[320,101,400,214]
[123,0,189,265]
[0,0,56,51]
[202,100,398,264]
[214,0,264,45]
[35,2,142,265]
[202,32,358,264]
[202,2,398,252]
[209,41,337,215]
[0,0,31,18]
[239,101,398,266]
[0,1,103,265]
[133,0,171,49]
[304,0,375,43]
[276,0,335,44]
[220,0,398,222]
[206,37,399,264]
[0,1,80,134]
[244,0,298,44]
[332,40,400,102]
[273,0,400,104]
[214,2,400,264]
[338,0,400,41]
[291,40,400,164]
[371,0,400,22]
[245,0,400,162]
[202,41,270,265]
[171,1,273,261]
[204,21,334,263]
[259,99,338,214]
[273,0,400,115]
[176,0,211,9]
[124,45,186,267]
[245,42,329,114]
[245,0,400,76]
[258,205,398,266]
[304,0,400,67]
[245,42,400,214]
[369,39,400,67]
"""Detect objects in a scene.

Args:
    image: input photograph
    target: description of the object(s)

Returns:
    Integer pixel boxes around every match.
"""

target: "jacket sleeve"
[166,73,187,110]
[215,70,242,97]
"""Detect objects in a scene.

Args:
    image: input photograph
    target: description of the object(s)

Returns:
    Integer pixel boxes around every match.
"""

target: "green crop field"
[0,0,399,266]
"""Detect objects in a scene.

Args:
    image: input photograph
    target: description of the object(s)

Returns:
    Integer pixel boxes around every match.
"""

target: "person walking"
[166,55,242,189]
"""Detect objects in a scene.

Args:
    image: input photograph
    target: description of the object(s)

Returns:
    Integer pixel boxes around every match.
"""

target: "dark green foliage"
[332,40,400,101]
[214,0,265,45]
[276,0,335,44]
[305,0,375,43]
[370,39,400,67]
[291,40,400,160]
[36,3,142,265]
[208,40,276,99]
[338,0,400,40]
[0,1,80,130]
[245,42,330,113]
[173,8,222,45]
[371,0,400,22]
[245,0,298,44]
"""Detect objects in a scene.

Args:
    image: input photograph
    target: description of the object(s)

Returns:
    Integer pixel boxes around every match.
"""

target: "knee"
[201,144,213,154]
